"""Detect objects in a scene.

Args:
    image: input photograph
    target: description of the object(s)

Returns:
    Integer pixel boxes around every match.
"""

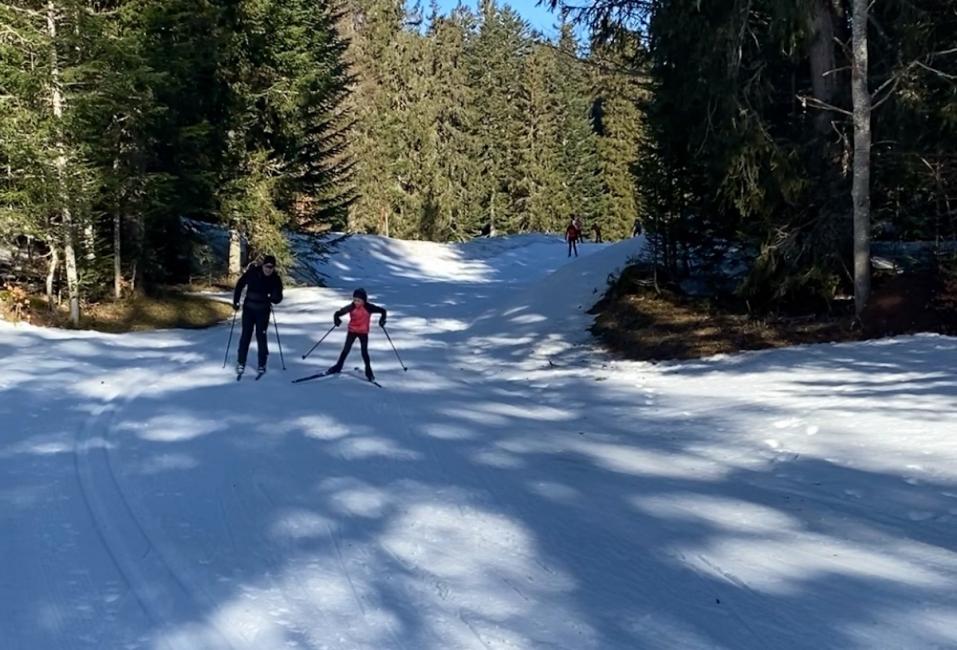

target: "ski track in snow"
[3,233,957,649]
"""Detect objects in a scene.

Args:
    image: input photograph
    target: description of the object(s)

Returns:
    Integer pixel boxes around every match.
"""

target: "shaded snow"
[2,233,957,649]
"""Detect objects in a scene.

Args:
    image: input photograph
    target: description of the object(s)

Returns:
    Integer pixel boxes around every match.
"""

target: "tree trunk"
[112,156,122,299]
[46,246,59,311]
[130,210,144,295]
[84,223,96,262]
[808,0,838,136]
[47,1,80,326]
[113,211,122,299]
[228,226,242,279]
[851,0,871,318]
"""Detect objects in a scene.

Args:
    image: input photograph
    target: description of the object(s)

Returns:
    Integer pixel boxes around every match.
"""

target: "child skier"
[233,255,283,376]
[565,219,580,257]
[327,288,387,381]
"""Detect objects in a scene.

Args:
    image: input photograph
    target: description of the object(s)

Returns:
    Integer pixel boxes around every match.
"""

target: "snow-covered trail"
[3,234,957,649]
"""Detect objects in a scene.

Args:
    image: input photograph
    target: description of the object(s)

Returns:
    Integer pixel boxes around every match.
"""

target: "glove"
[379,316,387,327]
[334,315,341,327]
[233,302,240,311]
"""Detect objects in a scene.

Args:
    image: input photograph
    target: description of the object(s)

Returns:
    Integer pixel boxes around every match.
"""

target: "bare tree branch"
[867,46,957,107]
[798,94,853,117]
[822,65,851,77]
[914,60,957,80]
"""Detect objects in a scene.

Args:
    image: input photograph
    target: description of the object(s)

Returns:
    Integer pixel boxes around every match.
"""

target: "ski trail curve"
[74,378,236,650]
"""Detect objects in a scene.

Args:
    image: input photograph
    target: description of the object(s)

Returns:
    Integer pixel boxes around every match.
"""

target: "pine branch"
[540,40,650,84]
[0,24,32,44]
[1,4,44,19]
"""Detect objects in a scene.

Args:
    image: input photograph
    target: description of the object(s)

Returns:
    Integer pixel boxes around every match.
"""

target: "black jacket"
[234,265,283,311]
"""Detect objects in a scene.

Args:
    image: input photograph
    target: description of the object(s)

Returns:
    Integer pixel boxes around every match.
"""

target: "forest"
[1,0,954,327]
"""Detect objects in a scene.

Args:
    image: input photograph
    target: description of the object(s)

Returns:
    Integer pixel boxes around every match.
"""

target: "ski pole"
[302,324,337,360]
[223,308,238,368]
[380,325,408,371]
[271,308,286,370]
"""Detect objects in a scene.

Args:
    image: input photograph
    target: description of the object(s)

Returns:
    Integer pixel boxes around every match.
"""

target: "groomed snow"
[2,233,956,649]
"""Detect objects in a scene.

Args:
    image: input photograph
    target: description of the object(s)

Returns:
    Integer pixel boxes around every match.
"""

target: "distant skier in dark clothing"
[327,288,387,381]
[565,219,580,257]
[592,223,603,243]
[233,255,283,375]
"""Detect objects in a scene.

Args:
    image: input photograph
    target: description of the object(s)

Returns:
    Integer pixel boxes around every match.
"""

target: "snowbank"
[466,235,647,360]
[305,232,569,287]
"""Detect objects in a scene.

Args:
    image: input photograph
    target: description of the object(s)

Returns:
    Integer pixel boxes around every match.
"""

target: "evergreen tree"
[0,0,123,322]
[590,32,647,240]
[552,24,602,231]
[426,5,482,239]
[341,0,406,236]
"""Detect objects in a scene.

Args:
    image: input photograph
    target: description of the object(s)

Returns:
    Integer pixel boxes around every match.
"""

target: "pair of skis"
[236,368,267,381]
[291,369,382,388]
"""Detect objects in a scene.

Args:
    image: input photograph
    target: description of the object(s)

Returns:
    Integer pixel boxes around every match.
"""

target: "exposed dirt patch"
[591,264,957,362]
[0,289,233,332]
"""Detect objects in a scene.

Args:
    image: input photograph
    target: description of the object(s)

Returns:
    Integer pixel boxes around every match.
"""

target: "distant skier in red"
[327,288,387,381]
[565,219,580,257]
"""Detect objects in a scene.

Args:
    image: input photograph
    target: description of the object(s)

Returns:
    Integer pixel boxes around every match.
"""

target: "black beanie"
[262,255,277,266]
[353,288,368,302]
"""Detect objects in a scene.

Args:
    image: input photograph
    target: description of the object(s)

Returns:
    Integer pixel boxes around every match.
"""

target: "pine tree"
[426,5,482,239]
[552,24,602,232]
[516,42,563,232]
[341,0,406,236]
[0,1,123,322]
[467,0,531,234]
[590,32,647,240]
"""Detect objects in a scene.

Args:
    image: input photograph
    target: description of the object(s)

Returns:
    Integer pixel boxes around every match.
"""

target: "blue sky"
[424,0,562,35]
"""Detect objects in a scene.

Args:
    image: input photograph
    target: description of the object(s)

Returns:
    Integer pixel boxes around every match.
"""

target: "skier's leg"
[237,309,255,367]
[330,332,357,372]
[255,309,269,368]
[359,334,373,379]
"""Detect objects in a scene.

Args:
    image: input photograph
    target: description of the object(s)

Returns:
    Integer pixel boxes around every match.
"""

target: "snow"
[3,233,957,649]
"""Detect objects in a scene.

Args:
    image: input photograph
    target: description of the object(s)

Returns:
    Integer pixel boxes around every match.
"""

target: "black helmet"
[353,288,368,302]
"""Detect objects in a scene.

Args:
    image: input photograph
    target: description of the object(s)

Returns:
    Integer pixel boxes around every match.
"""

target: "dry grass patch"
[590,264,957,362]
[0,289,233,333]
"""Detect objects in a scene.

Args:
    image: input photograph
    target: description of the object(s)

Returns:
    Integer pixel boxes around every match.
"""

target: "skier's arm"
[333,303,354,326]
[232,272,249,309]
[270,276,284,305]
[368,303,387,326]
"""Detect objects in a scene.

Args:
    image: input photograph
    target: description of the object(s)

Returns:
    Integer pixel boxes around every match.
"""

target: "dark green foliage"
[551,0,956,312]
[343,0,647,240]
[1,0,355,301]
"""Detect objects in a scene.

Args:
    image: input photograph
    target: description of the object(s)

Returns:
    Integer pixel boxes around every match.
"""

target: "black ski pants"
[238,306,270,368]
[331,332,373,378]
[568,239,578,257]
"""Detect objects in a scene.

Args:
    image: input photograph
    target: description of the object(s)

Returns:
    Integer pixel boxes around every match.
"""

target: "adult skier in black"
[233,255,283,376]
